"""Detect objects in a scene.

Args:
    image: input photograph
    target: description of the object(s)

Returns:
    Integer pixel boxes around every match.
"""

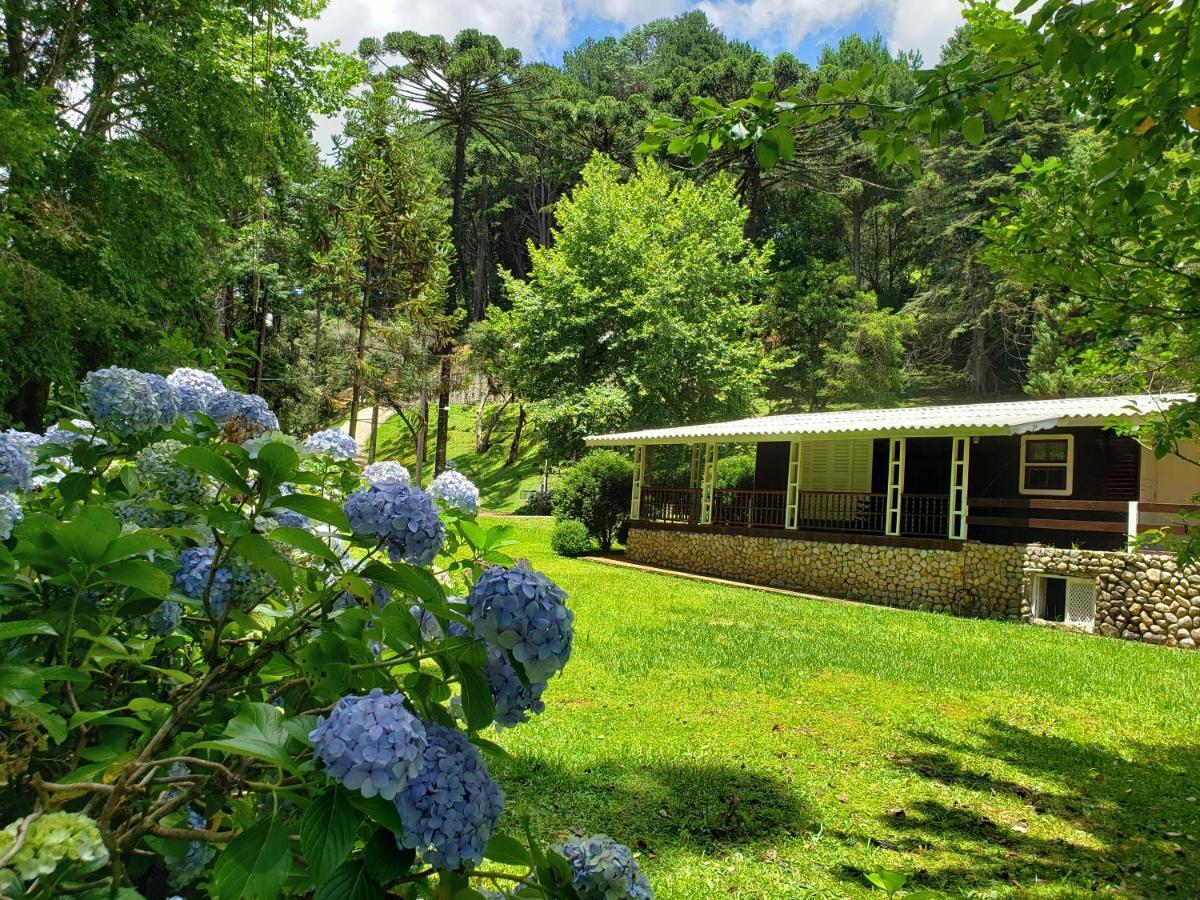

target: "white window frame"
[1019,434,1074,497]
[1031,573,1095,631]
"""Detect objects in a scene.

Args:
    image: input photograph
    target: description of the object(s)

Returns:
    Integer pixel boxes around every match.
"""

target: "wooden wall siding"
[901,437,953,494]
[969,428,1140,501]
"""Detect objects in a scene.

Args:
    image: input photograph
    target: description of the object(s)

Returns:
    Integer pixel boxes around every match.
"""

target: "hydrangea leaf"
[0,619,57,640]
[97,559,171,598]
[213,815,292,900]
[457,663,496,731]
[363,829,414,885]
[268,493,351,532]
[194,702,297,773]
[268,525,340,564]
[174,446,251,495]
[360,560,445,604]
[300,789,357,884]
[312,859,383,900]
[231,533,295,592]
[485,832,533,866]
[56,506,121,564]
[346,792,407,837]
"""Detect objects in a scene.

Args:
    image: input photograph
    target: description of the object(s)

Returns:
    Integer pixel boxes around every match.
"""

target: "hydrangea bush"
[0,367,652,899]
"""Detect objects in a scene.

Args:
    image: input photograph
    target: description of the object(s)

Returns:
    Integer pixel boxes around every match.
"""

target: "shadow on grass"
[494,756,816,856]
[854,720,1200,895]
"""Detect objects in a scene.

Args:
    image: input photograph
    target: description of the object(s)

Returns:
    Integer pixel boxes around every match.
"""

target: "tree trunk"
[506,404,525,467]
[251,285,268,394]
[369,400,379,464]
[222,283,237,340]
[6,377,49,430]
[474,392,489,454]
[434,122,470,471]
[313,298,322,381]
[472,168,490,322]
[850,204,864,289]
[348,259,372,439]
[434,355,451,475]
[414,371,429,487]
[477,392,513,454]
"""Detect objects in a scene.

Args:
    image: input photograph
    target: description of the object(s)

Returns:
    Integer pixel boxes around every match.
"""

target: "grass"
[375,403,546,512]
[484,516,1200,898]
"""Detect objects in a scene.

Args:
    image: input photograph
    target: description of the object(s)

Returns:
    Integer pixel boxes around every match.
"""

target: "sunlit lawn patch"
[490,516,1200,898]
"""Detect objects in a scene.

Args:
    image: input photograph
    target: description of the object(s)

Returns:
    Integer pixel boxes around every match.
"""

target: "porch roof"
[583,393,1195,447]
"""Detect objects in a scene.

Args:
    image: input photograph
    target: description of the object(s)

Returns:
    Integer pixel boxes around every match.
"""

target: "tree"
[358,29,532,475]
[554,450,634,551]
[499,155,771,448]
[0,0,353,427]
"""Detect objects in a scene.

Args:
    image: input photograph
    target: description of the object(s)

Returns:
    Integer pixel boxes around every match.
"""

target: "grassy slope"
[486,516,1200,898]
[374,403,545,512]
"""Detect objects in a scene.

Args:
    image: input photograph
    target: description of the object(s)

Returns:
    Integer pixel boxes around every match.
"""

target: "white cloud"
[306,0,573,61]
[882,0,964,65]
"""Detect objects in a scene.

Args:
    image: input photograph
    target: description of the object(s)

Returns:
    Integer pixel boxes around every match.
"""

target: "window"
[1032,574,1095,629]
[800,439,872,492]
[1020,434,1074,496]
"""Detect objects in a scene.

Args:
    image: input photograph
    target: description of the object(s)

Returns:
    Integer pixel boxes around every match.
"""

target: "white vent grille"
[1065,579,1097,628]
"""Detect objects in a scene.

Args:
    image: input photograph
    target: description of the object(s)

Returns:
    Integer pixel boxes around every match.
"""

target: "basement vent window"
[1032,574,1096,630]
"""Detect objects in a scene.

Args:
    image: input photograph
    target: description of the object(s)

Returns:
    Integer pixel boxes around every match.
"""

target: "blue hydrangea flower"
[553,835,654,899]
[165,808,216,888]
[0,493,22,540]
[304,428,358,460]
[166,367,226,417]
[395,723,504,870]
[173,545,235,618]
[131,440,212,525]
[343,482,445,566]
[44,419,104,448]
[147,601,182,636]
[270,508,309,529]
[82,367,179,435]
[448,622,546,729]
[206,390,280,433]
[363,461,410,487]
[467,564,573,683]
[309,689,428,800]
[430,469,480,515]
[0,432,33,493]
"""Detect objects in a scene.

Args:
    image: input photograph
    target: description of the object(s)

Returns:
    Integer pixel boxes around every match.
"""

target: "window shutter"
[800,440,872,492]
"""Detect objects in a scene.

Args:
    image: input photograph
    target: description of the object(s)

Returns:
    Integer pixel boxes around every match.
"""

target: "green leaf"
[313,860,383,900]
[194,702,296,772]
[251,442,299,496]
[267,493,350,532]
[347,793,407,837]
[97,531,171,565]
[755,135,779,170]
[268,525,340,564]
[99,559,171,598]
[0,664,45,704]
[0,619,57,640]
[988,90,1010,126]
[767,126,795,161]
[961,115,985,145]
[360,560,444,603]
[865,869,908,893]
[214,816,293,900]
[232,534,295,591]
[485,832,532,867]
[57,507,121,564]
[458,664,496,731]
[301,790,358,884]
[175,446,251,494]
[58,472,92,504]
[364,829,414,885]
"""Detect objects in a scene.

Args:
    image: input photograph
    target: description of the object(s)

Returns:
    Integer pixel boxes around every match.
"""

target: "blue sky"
[308,0,966,72]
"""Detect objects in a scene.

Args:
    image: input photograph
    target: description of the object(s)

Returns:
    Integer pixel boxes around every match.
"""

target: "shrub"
[518,489,554,515]
[554,450,633,551]
[716,453,756,489]
[0,366,653,899]
[552,518,593,556]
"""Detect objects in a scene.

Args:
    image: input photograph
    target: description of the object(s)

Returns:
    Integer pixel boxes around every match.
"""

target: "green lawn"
[485,516,1200,898]
[375,403,546,512]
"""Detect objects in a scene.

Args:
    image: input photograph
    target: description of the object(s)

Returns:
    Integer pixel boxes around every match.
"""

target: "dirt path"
[341,405,394,459]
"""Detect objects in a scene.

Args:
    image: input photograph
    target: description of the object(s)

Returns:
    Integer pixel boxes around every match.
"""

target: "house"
[584,394,1200,649]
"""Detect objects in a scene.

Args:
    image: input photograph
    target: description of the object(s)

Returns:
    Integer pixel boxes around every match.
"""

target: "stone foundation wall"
[626,527,1200,649]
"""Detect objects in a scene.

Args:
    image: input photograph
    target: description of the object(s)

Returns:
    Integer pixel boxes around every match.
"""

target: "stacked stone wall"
[625,527,1200,649]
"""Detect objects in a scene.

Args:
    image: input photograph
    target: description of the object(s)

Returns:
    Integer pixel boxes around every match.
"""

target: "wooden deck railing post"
[885,438,906,536]
[630,444,647,520]
[699,442,718,525]
[949,436,970,540]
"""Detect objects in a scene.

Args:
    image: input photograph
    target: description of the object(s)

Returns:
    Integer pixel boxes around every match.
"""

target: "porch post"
[689,444,703,488]
[699,441,718,525]
[1126,500,1139,550]
[630,444,647,520]
[948,436,970,540]
[885,437,906,536]
[785,439,802,530]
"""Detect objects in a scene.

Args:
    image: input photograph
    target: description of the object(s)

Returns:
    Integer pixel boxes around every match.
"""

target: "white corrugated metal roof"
[584,393,1195,446]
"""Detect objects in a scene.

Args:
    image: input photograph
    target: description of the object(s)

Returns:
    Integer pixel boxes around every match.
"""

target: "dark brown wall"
[754,441,790,491]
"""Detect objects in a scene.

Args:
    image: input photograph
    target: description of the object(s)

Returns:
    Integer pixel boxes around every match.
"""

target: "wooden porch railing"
[712,489,787,528]
[639,485,700,524]
[900,493,951,537]
[794,490,884,533]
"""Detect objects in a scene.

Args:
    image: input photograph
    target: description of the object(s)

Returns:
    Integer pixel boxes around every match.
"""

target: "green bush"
[551,518,593,556]
[554,449,633,551]
[717,453,756,489]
